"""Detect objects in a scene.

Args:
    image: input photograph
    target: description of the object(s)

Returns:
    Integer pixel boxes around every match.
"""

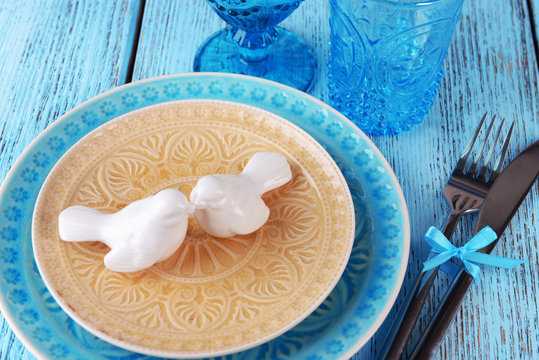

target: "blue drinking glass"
[328,0,464,135]
[194,0,316,92]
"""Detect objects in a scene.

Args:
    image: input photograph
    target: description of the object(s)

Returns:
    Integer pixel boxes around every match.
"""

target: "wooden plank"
[134,0,539,359]
[0,0,141,358]
[131,0,219,80]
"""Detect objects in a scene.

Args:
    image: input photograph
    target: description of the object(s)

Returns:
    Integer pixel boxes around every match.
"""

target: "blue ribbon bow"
[422,226,525,278]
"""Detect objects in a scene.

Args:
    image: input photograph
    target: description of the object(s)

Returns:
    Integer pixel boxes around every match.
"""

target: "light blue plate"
[0,73,409,360]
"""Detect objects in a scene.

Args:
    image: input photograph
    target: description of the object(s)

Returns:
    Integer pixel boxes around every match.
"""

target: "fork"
[380,113,515,360]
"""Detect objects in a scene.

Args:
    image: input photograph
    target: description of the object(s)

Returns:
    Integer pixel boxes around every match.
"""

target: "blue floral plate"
[0,73,409,360]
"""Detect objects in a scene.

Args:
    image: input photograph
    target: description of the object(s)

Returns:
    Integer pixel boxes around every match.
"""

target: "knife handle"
[410,239,504,359]
[409,268,473,359]
[380,270,437,360]
[379,213,461,360]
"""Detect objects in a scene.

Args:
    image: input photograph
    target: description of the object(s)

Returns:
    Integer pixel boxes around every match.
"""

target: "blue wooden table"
[0,0,537,359]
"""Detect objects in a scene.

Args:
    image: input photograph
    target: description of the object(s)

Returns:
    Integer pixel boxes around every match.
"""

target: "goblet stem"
[232,27,279,63]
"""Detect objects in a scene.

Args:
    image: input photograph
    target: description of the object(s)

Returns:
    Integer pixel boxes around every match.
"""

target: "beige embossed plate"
[32,100,355,358]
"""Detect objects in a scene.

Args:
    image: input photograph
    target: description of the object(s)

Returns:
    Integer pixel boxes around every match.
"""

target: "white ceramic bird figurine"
[190,152,292,238]
[58,188,194,272]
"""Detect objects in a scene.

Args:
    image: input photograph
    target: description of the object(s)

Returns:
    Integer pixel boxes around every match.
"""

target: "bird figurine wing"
[102,212,189,273]
[103,243,160,273]
[229,197,270,236]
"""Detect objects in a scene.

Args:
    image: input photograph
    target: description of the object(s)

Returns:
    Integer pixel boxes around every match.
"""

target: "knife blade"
[410,140,539,359]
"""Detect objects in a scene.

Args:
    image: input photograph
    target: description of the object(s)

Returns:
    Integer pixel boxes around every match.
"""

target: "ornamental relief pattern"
[34,100,354,353]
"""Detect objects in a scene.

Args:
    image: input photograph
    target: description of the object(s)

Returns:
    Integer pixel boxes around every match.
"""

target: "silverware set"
[381,114,539,359]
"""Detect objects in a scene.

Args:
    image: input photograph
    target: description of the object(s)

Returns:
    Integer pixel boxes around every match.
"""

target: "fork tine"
[491,120,516,180]
[468,114,496,174]
[456,112,488,170]
[479,118,505,181]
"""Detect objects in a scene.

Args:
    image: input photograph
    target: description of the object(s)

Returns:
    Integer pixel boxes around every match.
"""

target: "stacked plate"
[0,73,409,359]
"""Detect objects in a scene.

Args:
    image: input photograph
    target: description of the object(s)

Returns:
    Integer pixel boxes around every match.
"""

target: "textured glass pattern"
[328,0,464,135]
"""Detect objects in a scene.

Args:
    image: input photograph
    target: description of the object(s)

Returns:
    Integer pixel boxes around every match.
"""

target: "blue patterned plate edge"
[0,72,410,360]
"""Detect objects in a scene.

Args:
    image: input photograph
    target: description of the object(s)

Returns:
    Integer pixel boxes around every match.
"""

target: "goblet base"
[194,27,316,92]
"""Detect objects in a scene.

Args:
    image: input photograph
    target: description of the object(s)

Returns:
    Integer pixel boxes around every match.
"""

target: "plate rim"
[0,72,410,360]
[31,98,357,358]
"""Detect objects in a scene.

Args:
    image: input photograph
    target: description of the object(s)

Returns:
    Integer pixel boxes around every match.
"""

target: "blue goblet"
[194,0,316,92]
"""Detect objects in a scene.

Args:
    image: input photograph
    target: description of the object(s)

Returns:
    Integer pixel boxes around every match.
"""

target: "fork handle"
[379,213,461,360]
[409,268,472,360]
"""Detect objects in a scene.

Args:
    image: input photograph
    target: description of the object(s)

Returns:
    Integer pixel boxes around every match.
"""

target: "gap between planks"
[526,0,539,70]
[125,0,147,83]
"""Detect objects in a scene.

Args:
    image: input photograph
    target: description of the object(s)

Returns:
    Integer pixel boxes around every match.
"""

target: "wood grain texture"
[0,0,537,359]
[133,0,538,359]
[0,0,141,358]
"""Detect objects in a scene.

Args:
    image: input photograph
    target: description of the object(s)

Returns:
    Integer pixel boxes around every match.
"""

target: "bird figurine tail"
[241,152,292,194]
[58,205,106,242]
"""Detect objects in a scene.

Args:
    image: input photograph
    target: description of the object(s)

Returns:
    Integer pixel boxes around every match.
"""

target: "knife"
[410,140,539,359]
